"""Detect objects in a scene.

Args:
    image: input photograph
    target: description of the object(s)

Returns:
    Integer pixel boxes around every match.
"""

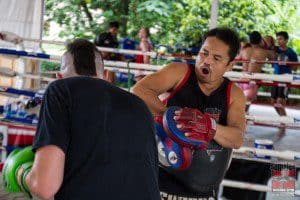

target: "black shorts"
[271,86,289,100]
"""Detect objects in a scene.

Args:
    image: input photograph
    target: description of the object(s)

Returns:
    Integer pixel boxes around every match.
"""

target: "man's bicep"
[135,63,188,95]
[227,88,246,132]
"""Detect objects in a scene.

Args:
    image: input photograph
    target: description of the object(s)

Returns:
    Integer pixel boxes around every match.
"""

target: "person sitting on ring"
[236,31,276,112]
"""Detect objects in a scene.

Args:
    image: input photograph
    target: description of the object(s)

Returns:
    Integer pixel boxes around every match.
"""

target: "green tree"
[45,0,300,53]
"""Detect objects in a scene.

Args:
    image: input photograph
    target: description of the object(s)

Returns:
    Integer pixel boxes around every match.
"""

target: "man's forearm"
[213,124,244,149]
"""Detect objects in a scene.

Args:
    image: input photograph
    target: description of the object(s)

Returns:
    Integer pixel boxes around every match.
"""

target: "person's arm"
[140,39,150,64]
[213,84,246,149]
[26,145,65,200]
[132,62,188,116]
[237,49,249,72]
[26,81,70,199]
[290,50,299,71]
[266,49,277,60]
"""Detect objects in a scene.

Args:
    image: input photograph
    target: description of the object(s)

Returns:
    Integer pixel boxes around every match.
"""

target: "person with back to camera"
[2,39,160,200]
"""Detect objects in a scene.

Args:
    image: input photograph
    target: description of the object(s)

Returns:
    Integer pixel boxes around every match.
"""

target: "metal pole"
[209,0,219,29]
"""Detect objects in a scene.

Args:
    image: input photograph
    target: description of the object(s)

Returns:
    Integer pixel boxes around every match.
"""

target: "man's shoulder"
[287,47,297,54]
[230,82,246,104]
[54,77,148,108]
[95,32,112,41]
[98,32,110,37]
[46,78,67,92]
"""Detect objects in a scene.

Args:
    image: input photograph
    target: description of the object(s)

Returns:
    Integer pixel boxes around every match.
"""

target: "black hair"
[66,38,100,76]
[108,21,119,29]
[276,31,289,40]
[203,27,240,62]
[249,31,262,45]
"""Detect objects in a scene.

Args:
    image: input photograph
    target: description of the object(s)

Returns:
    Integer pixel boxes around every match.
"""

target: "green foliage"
[40,61,60,71]
[45,0,300,53]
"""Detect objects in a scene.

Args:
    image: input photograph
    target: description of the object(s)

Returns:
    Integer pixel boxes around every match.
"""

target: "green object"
[2,146,34,193]
[16,161,33,198]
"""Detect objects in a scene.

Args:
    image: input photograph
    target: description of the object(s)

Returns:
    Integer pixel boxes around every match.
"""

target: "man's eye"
[214,56,222,61]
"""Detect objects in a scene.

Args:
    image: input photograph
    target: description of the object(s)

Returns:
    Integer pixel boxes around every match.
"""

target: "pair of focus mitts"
[2,146,34,198]
[155,106,216,170]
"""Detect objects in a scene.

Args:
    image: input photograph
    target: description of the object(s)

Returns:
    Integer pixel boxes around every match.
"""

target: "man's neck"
[279,45,288,51]
[198,78,224,96]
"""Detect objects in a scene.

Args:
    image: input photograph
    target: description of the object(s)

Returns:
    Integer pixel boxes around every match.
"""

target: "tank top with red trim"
[159,65,233,197]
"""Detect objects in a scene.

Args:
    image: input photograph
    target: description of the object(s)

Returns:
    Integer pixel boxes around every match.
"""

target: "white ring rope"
[1,32,300,69]
[234,147,300,161]
[258,91,300,100]
[0,48,299,84]
[0,67,55,82]
[246,115,300,124]
[221,179,271,192]
[98,47,157,57]
[233,65,274,73]
[224,71,300,84]
[104,60,163,71]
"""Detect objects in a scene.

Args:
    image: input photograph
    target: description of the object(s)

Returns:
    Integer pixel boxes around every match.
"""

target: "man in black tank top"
[133,28,246,199]
[21,39,160,200]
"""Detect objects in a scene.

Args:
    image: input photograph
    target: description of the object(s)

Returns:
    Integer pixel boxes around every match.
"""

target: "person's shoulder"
[165,62,189,74]
[43,79,72,101]
[107,84,152,115]
[288,47,297,54]
[275,46,280,52]
[99,32,109,37]
[242,46,252,54]
[258,47,272,54]
[230,82,246,104]
[46,78,67,92]
[52,77,108,92]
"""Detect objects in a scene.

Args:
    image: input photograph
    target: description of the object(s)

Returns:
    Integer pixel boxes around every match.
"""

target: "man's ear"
[56,73,63,79]
[225,60,235,72]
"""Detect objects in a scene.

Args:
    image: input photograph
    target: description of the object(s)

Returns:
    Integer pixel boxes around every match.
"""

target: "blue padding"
[4,88,35,97]
[121,38,137,60]
[4,116,38,125]
[0,48,18,56]
[0,48,50,59]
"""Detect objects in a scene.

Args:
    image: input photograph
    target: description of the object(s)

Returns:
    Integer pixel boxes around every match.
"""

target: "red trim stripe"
[162,65,191,105]
[226,81,232,109]
[8,135,34,146]
[0,122,36,131]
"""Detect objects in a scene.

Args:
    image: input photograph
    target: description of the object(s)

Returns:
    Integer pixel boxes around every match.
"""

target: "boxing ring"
[0,35,300,199]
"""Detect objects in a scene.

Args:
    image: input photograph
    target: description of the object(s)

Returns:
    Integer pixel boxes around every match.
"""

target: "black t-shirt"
[94,32,120,60]
[33,77,160,200]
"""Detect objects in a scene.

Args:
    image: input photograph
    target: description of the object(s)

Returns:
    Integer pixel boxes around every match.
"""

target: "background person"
[134,27,153,82]
[271,31,299,124]
[237,31,276,112]
[94,21,121,83]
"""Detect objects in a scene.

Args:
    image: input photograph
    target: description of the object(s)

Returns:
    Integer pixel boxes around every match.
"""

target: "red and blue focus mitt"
[163,106,216,149]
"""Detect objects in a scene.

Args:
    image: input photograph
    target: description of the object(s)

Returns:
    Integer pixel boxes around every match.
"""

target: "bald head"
[59,39,104,79]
